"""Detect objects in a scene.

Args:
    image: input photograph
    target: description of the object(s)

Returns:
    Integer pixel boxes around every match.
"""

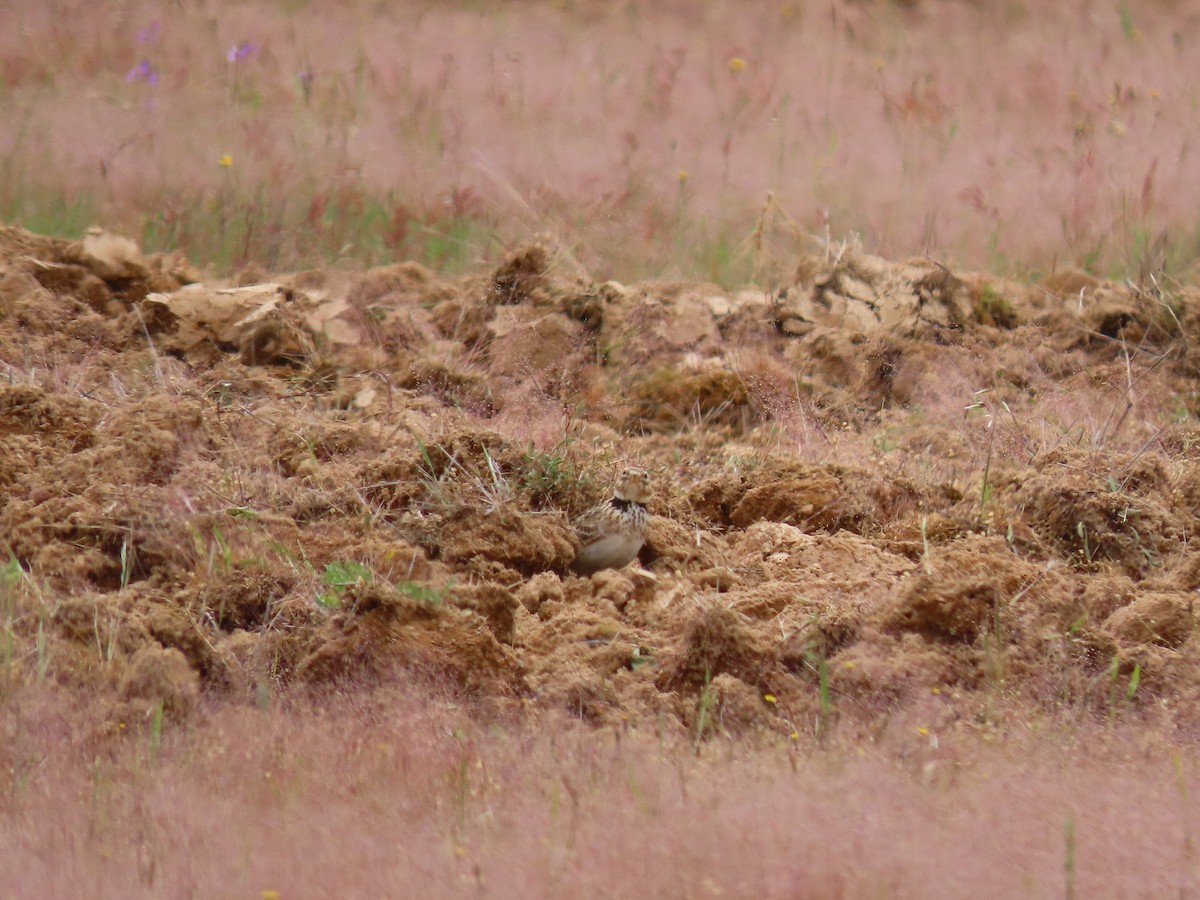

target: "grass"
[3,684,1200,898]
[134,184,503,275]
[1064,815,1078,900]
[0,557,21,678]
[692,668,717,753]
[6,0,1200,282]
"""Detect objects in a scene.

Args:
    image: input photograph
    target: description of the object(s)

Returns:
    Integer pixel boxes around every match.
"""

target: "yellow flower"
[762,693,777,704]
[727,57,746,73]
[219,153,234,168]
[261,892,281,900]
[789,730,799,740]
[677,169,690,183]
[917,726,930,736]
[930,686,941,695]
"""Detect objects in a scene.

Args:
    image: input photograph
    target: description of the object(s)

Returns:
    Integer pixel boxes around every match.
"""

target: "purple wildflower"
[125,59,158,85]
[297,67,314,99]
[136,21,160,44]
[226,41,258,63]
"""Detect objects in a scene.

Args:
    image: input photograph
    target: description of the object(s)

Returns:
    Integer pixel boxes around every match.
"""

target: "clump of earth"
[4,225,1200,742]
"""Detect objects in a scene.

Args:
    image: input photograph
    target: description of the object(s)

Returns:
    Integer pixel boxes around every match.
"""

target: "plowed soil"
[5,225,1200,742]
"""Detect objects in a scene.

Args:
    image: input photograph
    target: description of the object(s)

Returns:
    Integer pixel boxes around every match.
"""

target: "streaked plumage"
[571,466,652,575]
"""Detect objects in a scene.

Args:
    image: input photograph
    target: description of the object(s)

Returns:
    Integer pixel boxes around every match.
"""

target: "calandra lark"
[571,466,652,575]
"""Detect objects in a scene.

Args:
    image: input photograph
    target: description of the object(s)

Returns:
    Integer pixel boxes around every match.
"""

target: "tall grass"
[3,684,1199,898]
[3,0,1200,280]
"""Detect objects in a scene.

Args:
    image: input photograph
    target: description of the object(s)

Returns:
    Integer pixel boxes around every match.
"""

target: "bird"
[570,466,653,575]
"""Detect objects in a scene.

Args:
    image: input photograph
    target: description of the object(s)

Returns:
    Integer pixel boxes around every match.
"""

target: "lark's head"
[612,466,653,506]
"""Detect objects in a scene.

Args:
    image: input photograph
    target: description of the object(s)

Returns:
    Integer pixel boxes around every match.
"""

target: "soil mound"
[6,224,1200,740]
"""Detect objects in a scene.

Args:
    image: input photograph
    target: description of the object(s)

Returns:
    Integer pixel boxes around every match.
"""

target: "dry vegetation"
[5,0,1200,279]
[7,0,1200,896]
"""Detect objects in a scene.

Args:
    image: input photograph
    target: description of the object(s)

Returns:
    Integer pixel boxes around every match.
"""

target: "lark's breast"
[571,532,645,575]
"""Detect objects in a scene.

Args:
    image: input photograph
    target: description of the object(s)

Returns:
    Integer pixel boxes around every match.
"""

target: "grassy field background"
[5,0,1200,280]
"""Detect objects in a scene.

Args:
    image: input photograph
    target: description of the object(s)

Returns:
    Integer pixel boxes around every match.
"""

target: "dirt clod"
[118,645,201,716]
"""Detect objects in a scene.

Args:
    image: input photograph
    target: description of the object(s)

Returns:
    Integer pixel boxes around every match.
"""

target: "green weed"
[692,669,717,754]
[147,701,165,760]
[317,560,374,609]
[318,560,449,611]
[1107,654,1142,718]
[521,444,586,507]
[816,656,832,743]
[1075,521,1099,567]
[0,556,21,674]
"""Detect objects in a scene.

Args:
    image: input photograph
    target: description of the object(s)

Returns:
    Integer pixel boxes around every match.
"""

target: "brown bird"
[570,466,652,575]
